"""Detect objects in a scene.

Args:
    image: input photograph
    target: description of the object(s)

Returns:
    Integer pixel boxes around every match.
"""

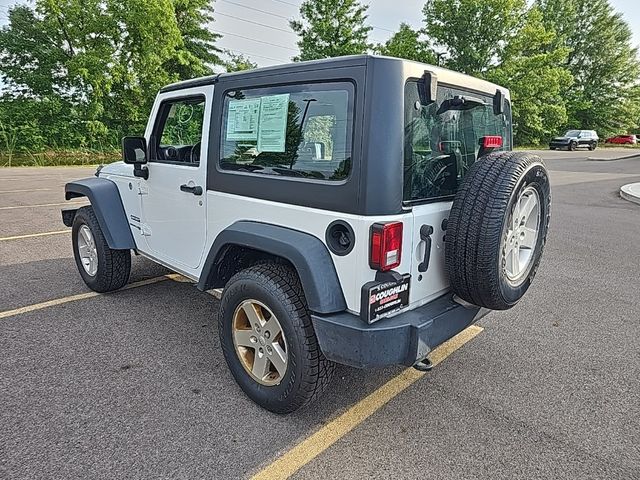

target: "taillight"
[370,222,403,271]
[482,135,503,148]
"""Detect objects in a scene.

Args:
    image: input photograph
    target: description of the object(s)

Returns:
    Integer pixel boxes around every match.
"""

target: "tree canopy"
[0,0,221,153]
[375,23,435,64]
[537,0,640,137]
[290,0,372,61]
[1,0,639,157]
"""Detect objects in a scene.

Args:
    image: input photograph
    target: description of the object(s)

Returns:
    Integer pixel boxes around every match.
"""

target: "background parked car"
[549,130,599,151]
[605,134,637,145]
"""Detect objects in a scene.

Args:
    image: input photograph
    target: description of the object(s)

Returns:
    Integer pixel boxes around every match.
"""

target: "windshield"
[403,81,512,202]
[565,130,580,137]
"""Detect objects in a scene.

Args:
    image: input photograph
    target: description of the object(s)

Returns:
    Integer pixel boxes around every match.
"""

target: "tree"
[375,23,436,64]
[223,51,258,72]
[290,0,372,61]
[423,0,528,76]
[422,0,574,145]
[537,0,640,137]
[486,7,573,144]
[0,0,222,152]
[165,0,222,79]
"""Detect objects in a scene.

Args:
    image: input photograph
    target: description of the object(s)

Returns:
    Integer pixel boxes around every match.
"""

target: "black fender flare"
[64,177,136,250]
[198,221,347,314]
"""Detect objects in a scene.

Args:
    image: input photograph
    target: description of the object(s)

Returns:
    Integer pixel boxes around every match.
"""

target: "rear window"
[403,81,512,203]
[220,82,354,181]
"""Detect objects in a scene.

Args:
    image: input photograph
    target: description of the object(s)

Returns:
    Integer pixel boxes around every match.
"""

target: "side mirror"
[122,136,149,179]
[418,70,438,105]
[122,136,148,165]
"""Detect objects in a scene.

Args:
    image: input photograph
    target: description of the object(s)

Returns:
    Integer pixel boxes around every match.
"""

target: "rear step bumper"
[311,294,490,368]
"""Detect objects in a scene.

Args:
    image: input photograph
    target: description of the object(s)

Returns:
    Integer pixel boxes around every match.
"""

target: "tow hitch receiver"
[413,357,433,372]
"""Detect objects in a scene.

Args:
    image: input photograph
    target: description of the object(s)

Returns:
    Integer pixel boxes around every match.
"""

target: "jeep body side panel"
[198,221,347,314]
[64,178,136,250]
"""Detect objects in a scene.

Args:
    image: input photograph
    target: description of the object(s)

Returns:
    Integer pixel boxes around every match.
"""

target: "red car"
[605,135,637,145]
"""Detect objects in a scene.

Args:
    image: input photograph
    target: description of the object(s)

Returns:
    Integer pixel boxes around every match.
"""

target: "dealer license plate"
[364,274,411,323]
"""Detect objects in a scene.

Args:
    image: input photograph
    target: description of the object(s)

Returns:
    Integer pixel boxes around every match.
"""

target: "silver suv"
[549,129,599,151]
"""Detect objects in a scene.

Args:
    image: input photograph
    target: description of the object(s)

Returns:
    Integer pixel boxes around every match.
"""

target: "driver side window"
[152,96,205,166]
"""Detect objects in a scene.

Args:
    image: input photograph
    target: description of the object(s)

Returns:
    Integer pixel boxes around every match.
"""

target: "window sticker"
[257,94,290,153]
[226,98,261,140]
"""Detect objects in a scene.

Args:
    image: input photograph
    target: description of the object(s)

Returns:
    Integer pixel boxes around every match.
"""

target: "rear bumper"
[311,294,490,368]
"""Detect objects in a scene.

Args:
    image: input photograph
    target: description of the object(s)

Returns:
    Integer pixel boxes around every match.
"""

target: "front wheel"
[72,206,131,292]
[218,263,335,413]
[570,141,577,151]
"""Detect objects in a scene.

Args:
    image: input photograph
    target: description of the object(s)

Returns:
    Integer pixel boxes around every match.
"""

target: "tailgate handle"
[418,224,434,273]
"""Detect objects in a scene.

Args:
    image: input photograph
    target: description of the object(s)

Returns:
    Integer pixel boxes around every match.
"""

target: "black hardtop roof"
[159,54,508,100]
[161,55,400,93]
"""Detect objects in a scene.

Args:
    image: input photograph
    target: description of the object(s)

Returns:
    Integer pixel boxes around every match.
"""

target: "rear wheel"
[72,206,131,292]
[218,263,335,413]
[445,151,551,310]
[589,142,597,151]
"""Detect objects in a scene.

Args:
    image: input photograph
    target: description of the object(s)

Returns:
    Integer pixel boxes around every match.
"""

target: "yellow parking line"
[0,188,52,194]
[0,274,185,320]
[251,325,484,480]
[0,202,86,210]
[0,230,71,241]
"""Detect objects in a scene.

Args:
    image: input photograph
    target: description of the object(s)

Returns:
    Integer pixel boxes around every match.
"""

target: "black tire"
[549,147,556,150]
[569,141,577,151]
[72,206,131,293]
[589,142,597,151]
[218,263,335,413]
[445,151,551,310]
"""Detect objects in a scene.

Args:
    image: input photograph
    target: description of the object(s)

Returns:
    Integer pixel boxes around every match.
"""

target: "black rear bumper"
[311,294,489,368]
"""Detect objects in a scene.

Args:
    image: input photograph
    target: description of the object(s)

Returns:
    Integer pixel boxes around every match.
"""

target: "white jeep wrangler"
[62,56,551,413]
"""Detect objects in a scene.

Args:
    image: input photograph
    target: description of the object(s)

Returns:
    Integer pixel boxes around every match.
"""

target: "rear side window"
[403,81,512,202]
[220,82,354,181]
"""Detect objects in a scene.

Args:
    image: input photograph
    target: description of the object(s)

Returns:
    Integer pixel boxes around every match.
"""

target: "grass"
[0,149,120,167]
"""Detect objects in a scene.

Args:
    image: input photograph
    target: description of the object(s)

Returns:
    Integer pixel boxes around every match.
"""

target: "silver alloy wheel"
[77,224,99,276]
[232,299,288,386]
[501,186,541,284]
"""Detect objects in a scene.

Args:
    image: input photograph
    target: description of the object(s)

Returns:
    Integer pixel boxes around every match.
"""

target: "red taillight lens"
[482,135,503,148]
[370,222,403,271]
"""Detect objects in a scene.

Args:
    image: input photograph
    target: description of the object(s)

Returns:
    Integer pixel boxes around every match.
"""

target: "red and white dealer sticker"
[366,274,411,323]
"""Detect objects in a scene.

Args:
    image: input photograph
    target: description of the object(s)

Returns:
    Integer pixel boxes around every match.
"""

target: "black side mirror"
[418,70,438,105]
[122,136,149,179]
[122,136,148,165]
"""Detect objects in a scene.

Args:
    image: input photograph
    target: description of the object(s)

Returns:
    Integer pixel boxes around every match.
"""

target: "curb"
[588,152,640,162]
[620,183,640,205]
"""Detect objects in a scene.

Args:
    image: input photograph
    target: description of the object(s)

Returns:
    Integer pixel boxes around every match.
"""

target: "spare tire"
[445,151,551,310]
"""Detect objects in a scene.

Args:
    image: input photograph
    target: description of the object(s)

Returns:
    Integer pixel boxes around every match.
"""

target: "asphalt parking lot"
[1,150,639,479]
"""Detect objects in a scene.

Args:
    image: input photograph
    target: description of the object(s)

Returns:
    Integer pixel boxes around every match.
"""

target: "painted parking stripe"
[0,201,86,210]
[0,274,185,320]
[0,188,52,194]
[0,230,71,241]
[251,325,484,480]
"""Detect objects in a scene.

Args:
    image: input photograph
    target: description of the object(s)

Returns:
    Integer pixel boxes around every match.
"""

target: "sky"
[0,0,639,68]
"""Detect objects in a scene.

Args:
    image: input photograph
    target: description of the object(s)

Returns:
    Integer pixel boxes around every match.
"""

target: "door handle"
[179,184,203,196]
[418,224,434,273]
